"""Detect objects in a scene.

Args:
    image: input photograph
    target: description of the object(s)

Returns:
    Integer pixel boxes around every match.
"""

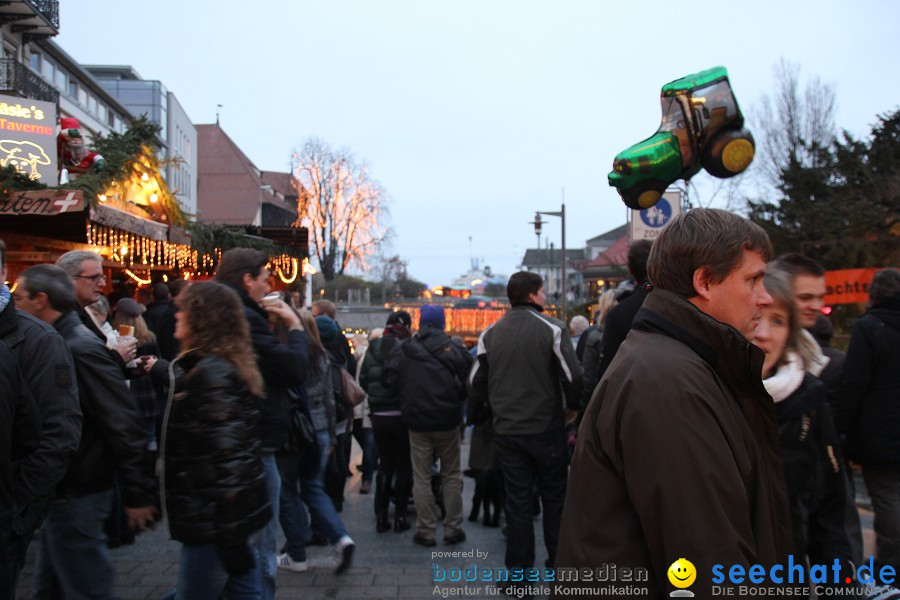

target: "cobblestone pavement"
[14,436,876,600]
[15,433,542,599]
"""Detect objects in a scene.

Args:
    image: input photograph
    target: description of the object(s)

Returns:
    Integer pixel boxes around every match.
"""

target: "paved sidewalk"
[15,433,538,599]
[14,437,877,599]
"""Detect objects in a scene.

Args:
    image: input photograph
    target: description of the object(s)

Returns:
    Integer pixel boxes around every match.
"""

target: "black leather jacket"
[0,340,40,551]
[0,300,81,535]
[161,351,272,546]
[52,311,157,508]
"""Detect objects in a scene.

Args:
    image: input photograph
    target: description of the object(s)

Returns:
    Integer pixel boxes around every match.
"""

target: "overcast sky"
[57,1,900,287]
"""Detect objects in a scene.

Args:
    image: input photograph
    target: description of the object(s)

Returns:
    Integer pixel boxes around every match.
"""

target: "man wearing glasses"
[56,250,137,366]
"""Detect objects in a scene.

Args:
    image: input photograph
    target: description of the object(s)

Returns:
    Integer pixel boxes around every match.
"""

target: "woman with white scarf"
[753,268,856,594]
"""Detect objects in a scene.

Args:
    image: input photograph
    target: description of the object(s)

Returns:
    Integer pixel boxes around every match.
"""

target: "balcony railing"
[25,0,59,29]
[0,58,59,104]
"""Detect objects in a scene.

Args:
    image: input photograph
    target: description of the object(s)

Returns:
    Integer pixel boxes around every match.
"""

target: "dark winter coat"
[837,299,900,466]
[225,283,310,452]
[555,289,794,600]
[52,311,157,508]
[0,341,40,554]
[0,300,81,537]
[161,351,272,546]
[577,325,604,412]
[143,299,179,361]
[775,373,852,566]
[381,326,472,432]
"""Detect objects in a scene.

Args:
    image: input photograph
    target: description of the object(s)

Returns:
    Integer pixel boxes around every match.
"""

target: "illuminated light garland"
[124,269,152,286]
[86,223,198,271]
[276,258,299,284]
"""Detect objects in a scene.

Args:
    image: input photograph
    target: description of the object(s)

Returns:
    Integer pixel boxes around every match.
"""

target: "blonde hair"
[596,290,618,328]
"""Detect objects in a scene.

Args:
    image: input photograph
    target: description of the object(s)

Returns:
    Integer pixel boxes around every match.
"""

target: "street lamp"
[530,203,567,321]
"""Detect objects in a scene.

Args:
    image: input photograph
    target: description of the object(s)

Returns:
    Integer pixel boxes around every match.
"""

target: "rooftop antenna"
[216,104,223,125]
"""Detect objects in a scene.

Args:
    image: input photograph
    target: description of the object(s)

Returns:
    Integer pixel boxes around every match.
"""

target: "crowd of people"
[0,208,898,599]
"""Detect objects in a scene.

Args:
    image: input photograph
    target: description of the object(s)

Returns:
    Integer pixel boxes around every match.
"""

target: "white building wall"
[166,92,197,217]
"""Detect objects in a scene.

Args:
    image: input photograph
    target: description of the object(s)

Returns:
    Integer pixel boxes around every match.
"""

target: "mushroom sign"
[608,66,755,210]
[57,116,105,176]
[0,139,51,180]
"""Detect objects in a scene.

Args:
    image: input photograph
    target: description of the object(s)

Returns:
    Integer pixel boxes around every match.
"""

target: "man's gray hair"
[56,250,103,276]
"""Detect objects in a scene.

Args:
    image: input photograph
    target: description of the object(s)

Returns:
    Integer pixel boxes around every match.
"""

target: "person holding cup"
[214,248,310,600]
[111,298,162,444]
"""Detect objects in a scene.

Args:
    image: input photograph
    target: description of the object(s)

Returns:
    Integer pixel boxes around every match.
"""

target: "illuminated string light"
[276,258,299,284]
[124,269,152,285]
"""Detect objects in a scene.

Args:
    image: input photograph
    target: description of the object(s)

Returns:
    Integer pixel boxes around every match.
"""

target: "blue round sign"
[640,197,672,228]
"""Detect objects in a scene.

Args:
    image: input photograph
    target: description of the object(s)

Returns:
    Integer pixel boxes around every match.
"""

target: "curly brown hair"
[176,280,264,397]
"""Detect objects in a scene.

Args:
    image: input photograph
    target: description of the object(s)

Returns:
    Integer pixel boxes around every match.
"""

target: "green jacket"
[359,336,402,413]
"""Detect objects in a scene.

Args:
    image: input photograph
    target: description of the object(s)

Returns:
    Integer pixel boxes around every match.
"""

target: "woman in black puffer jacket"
[159,281,272,599]
[753,269,857,595]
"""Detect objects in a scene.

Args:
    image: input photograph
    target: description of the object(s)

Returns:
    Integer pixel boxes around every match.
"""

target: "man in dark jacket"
[0,329,41,596]
[556,209,794,599]
[838,268,900,577]
[56,250,137,369]
[592,238,652,383]
[14,265,158,598]
[0,241,81,594]
[382,305,472,547]
[470,272,582,585]
[143,282,179,361]
[215,248,317,597]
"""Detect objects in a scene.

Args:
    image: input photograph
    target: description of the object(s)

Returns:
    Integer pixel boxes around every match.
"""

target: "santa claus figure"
[58,117,104,179]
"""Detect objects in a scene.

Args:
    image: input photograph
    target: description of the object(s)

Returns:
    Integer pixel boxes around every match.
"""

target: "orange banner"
[825,268,880,305]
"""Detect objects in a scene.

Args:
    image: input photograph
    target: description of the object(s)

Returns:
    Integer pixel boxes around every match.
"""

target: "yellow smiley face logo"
[667,558,696,588]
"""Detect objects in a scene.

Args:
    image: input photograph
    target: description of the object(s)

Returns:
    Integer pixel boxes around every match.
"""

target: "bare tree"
[291,138,390,281]
[752,58,837,193]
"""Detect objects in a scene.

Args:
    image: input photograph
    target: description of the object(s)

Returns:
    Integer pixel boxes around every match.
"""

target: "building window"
[87,94,97,115]
[77,86,87,106]
[68,80,77,99]
[41,57,53,81]
[55,68,66,90]
[96,104,106,123]
[107,109,115,127]
[29,53,39,71]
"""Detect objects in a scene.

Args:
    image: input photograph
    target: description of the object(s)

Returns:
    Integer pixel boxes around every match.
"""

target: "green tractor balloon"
[608,66,755,210]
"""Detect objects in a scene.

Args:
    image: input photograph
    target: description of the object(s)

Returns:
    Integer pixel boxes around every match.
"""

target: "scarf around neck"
[0,284,10,314]
[763,351,805,403]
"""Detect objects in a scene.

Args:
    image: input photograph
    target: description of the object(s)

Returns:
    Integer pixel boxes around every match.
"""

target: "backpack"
[397,336,466,432]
